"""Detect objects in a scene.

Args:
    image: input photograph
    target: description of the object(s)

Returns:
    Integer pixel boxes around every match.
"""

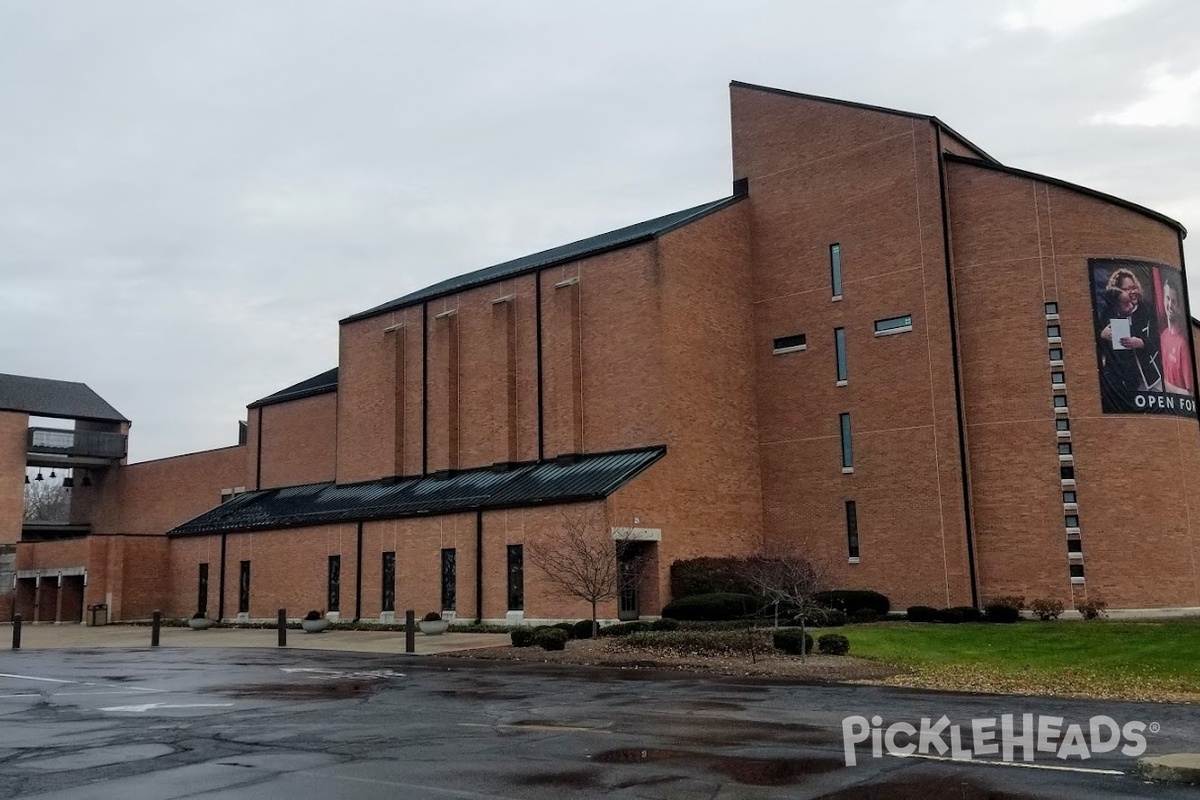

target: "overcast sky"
[3,0,1198,462]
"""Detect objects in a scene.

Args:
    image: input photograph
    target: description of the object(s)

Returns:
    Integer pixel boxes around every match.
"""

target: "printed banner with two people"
[1090,258,1197,417]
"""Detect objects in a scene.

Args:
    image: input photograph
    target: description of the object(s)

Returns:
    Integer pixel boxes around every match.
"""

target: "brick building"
[4,81,1199,624]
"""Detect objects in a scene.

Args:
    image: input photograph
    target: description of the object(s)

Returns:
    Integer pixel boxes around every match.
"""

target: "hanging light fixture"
[25,474,30,485]
[35,470,44,482]
[63,473,74,489]
[49,469,56,479]
[81,471,92,487]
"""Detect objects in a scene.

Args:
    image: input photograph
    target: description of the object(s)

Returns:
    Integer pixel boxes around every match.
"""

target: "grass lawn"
[820,618,1200,701]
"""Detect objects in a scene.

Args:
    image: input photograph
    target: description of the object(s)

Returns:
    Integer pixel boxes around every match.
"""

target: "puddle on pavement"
[820,775,1038,799]
[514,768,603,789]
[594,747,842,786]
[221,681,380,700]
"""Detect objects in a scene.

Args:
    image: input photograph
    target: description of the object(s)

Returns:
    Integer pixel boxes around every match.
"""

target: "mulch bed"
[442,637,899,681]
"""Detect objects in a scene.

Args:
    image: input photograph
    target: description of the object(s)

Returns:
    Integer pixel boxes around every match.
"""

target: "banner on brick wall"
[1089,258,1197,417]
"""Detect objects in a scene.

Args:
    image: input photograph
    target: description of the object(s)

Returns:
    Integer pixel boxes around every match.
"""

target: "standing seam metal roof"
[169,446,665,536]
[340,194,745,324]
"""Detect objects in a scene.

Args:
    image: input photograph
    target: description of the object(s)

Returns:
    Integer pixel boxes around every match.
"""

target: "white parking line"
[890,752,1125,775]
[0,690,165,699]
[0,673,74,684]
[98,702,234,713]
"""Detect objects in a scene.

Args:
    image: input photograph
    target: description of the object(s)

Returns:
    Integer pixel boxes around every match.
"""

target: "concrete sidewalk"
[1,623,509,655]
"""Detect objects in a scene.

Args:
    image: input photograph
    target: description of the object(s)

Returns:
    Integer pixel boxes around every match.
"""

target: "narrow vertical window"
[834,327,848,382]
[846,501,859,559]
[507,544,525,611]
[839,413,853,470]
[441,548,457,611]
[830,243,842,298]
[197,563,209,616]
[327,555,341,613]
[381,551,396,613]
[238,560,250,614]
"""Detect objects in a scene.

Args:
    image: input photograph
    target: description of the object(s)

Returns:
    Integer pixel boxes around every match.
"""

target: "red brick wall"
[731,83,973,609]
[258,393,337,489]
[83,445,247,535]
[948,160,1200,608]
[0,411,29,544]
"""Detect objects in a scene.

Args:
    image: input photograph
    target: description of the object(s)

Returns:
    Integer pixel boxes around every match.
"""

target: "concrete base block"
[1137,754,1200,785]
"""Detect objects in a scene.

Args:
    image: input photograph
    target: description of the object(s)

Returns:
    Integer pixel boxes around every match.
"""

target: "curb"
[1136,754,1200,785]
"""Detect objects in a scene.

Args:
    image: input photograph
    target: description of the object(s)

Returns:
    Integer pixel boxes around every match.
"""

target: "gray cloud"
[2,0,1197,460]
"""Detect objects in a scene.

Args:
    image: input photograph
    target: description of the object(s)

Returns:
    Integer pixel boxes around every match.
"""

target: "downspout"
[935,126,981,608]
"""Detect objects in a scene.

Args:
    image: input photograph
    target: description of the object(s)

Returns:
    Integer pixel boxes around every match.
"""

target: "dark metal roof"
[248,368,338,409]
[944,154,1187,238]
[0,373,128,423]
[729,80,1001,165]
[169,446,665,536]
[341,194,745,324]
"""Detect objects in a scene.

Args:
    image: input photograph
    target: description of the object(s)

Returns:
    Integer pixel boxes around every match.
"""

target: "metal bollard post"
[405,609,415,654]
[12,614,21,650]
[151,610,161,647]
[277,608,287,647]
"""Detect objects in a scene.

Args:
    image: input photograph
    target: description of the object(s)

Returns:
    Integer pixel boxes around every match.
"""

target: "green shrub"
[813,590,890,616]
[619,629,771,657]
[661,592,758,621]
[533,628,569,651]
[649,617,679,632]
[906,606,938,622]
[669,557,759,598]
[772,628,814,656]
[510,627,536,647]
[800,608,847,627]
[936,606,983,624]
[990,595,1026,611]
[848,608,880,624]
[571,619,595,639]
[552,622,576,634]
[422,611,443,622]
[817,633,850,655]
[1030,598,1065,621]
[597,620,651,637]
[1076,598,1108,620]
[984,603,1021,624]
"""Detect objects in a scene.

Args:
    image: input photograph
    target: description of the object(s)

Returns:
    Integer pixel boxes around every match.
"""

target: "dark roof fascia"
[944,153,1187,237]
[168,445,666,537]
[0,407,124,425]
[339,196,744,326]
[728,81,999,165]
[247,368,339,409]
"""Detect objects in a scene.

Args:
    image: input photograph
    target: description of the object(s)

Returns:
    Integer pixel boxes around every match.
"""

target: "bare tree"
[24,479,70,523]
[530,508,644,636]
[738,551,827,662]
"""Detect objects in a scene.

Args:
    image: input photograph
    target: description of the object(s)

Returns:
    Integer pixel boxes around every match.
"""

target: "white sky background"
[2,0,1198,462]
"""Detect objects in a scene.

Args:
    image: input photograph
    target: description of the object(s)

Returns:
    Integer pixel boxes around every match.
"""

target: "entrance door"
[617,545,640,621]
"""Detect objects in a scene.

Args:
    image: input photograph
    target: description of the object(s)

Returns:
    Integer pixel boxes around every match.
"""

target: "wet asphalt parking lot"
[0,647,1197,799]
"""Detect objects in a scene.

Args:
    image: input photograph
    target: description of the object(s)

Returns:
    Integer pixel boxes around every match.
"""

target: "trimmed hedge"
[813,590,890,616]
[533,628,569,651]
[597,621,651,637]
[510,627,536,647]
[936,606,984,624]
[793,608,847,628]
[773,628,814,656]
[670,557,759,598]
[571,620,596,639]
[984,603,1021,624]
[817,633,850,655]
[906,606,939,623]
[649,617,679,632]
[661,592,758,622]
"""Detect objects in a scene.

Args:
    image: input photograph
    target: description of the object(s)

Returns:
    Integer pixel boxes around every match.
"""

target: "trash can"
[87,603,108,627]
